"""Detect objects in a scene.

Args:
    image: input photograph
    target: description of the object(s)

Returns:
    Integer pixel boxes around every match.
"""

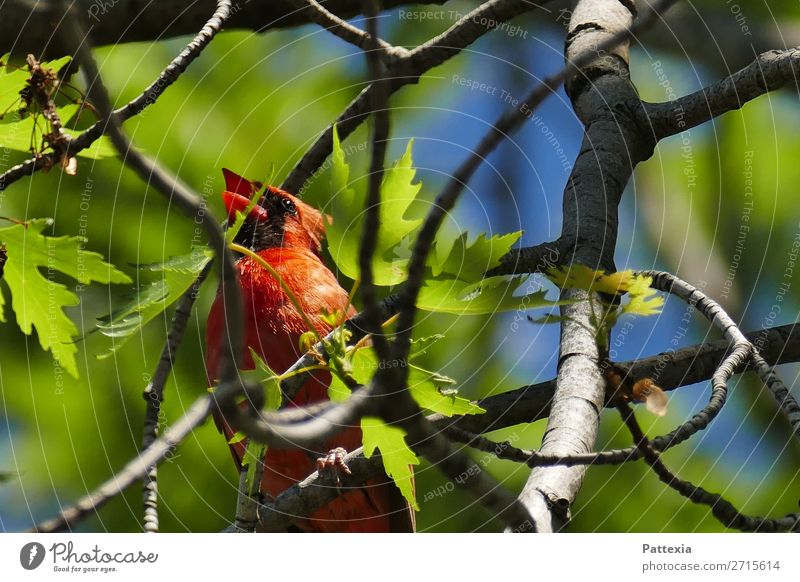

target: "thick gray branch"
[514,0,671,533]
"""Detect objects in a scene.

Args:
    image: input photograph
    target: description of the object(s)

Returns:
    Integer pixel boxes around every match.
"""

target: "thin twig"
[28,1,245,533]
[141,262,212,533]
[281,0,551,193]
[229,383,376,448]
[358,0,393,360]
[0,0,232,191]
[288,0,408,62]
[31,394,215,532]
[74,318,794,534]
[750,351,800,443]
[616,400,800,533]
[64,0,243,396]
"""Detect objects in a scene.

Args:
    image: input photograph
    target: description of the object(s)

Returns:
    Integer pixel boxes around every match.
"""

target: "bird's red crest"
[221,168,268,223]
[221,168,331,255]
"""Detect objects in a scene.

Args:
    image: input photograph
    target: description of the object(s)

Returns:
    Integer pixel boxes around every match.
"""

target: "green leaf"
[431,231,522,280]
[227,431,247,445]
[408,365,484,416]
[234,351,283,488]
[0,218,131,377]
[0,110,38,152]
[249,348,283,411]
[97,246,212,354]
[327,342,481,417]
[362,416,420,510]
[242,441,267,494]
[0,100,115,160]
[326,345,371,402]
[417,275,563,315]
[408,334,445,359]
[327,126,422,285]
[0,54,30,110]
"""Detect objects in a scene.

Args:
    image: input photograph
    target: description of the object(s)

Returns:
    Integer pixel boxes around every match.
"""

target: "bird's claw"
[316,447,352,485]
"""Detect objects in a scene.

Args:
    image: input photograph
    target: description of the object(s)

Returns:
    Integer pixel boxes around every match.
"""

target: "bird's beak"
[223,191,269,223]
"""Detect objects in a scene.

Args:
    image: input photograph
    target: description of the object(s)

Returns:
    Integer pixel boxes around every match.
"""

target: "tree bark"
[514,0,657,532]
[1,0,446,56]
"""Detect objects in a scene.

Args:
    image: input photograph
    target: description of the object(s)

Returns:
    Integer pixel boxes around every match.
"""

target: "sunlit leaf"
[0,218,131,377]
[327,126,422,285]
[362,416,419,510]
[546,264,601,291]
[417,275,561,315]
[431,231,522,281]
[250,348,283,411]
[596,270,635,295]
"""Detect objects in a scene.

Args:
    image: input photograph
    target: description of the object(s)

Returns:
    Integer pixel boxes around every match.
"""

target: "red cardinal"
[205,169,414,532]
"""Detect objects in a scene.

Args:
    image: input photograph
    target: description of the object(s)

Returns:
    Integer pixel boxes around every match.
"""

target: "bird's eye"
[280,197,297,215]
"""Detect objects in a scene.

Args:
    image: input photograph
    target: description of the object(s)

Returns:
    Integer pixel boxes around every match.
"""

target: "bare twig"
[358,0,393,360]
[644,271,800,446]
[642,47,800,140]
[64,0,243,392]
[0,0,232,191]
[142,262,212,533]
[288,0,408,62]
[31,394,215,532]
[1,0,447,55]
[281,0,551,193]
[350,3,542,524]
[60,305,794,533]
[750,352,800,443]
[29,1,244,533]
[616,400,800,533]
[443,323,800,435]
[228,383,376,448]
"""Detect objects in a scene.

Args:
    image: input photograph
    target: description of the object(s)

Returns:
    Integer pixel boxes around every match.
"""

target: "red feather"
[206,170,414,532]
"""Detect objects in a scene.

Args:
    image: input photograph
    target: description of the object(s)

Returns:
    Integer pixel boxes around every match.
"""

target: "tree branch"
[358,0,394,360]
[37,317,799,533]
[516,0,677,533]
[616,400,800,532]
[1,0,234,192]
[643,47,800,140]
[644,271,800,446]
[142,263,212,533]
[31,395,215,532]
[445,323,800,435]
[281,0,552,193]
[288,0,408,63]
[1,0,446,56]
